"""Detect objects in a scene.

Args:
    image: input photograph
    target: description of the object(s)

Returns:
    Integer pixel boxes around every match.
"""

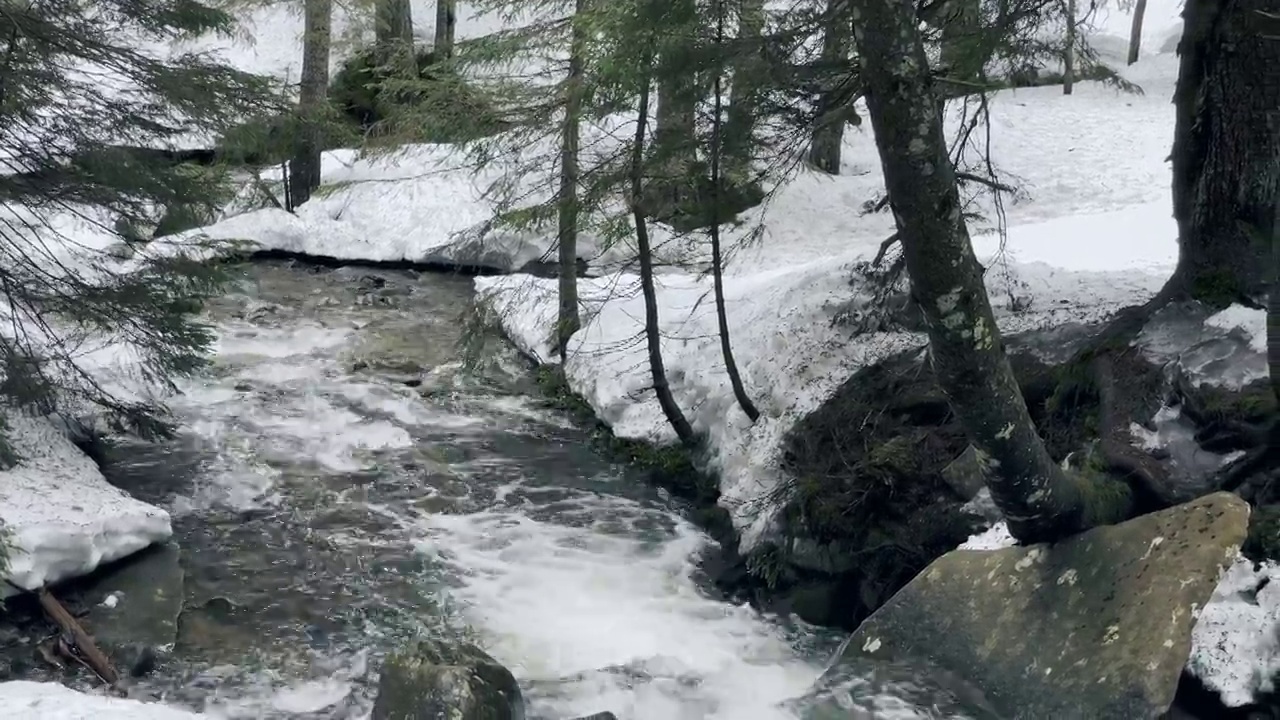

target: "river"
[57,259,992,719]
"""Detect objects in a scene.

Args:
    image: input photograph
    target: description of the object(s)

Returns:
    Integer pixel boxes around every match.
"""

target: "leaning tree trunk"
[1127,0,1148,65]
[723,0,765,180]
[633,56,697,448]
[1169,0,1280,307]
[555,0,587,360]
[434,0,457,59]
[711,0,761,422]
[848,0,1131,544]
[289,0,332,208]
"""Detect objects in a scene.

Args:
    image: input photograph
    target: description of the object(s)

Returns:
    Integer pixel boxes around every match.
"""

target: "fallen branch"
[37,587,119,686]
[955,170,1017,194]
[872,232,900,267]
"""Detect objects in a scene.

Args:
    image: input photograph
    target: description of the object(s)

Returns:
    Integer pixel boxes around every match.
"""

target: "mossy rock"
[372,638,524,720]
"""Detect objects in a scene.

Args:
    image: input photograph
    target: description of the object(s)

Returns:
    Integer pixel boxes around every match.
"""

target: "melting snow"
[0,681,203,719]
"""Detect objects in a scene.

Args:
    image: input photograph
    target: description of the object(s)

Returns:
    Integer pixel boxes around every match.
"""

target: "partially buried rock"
[373,638,524,720]
[807,492,1250,720]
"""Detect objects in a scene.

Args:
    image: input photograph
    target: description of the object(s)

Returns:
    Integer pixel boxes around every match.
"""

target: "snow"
[0,411,172,599]
[0,681,204,720]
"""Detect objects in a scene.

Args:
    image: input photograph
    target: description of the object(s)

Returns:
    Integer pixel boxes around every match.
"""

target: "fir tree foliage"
[0,0,279,460]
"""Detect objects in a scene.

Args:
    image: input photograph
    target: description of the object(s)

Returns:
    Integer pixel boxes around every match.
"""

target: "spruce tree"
[0,0,277,460]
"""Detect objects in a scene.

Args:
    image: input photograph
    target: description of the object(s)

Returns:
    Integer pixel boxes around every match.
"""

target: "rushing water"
[86,260,850,719]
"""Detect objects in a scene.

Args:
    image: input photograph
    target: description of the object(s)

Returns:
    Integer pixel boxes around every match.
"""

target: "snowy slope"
[0,412,172,599]
[0,681,203,719]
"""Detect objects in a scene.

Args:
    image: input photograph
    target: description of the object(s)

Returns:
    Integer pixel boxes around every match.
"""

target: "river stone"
[940,445,990,501]
[84,541,184,675]
[372,638,524,720]
[819,492,1250,720]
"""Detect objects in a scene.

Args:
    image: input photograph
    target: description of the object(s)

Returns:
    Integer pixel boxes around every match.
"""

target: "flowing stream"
[92,260,849,719]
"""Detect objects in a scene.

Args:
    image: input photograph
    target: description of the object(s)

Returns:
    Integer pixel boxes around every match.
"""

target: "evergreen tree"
[289,0,334,206]
[0,0,277,458]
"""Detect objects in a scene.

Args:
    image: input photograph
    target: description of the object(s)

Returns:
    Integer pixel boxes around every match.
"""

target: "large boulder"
[372,638,524,720]
[802,492,1250,719]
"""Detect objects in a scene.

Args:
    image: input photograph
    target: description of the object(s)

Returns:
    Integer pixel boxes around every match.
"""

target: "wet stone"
[83,541,185,675]
[810,492,1251,719]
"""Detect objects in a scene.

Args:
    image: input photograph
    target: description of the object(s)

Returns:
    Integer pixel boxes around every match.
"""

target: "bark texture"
[1062,0,1076,94]
[1170,0,1280,306]
[556,1,586,360]
[848,0,1129,543]
[632,60,697,448]
[289,0,332,208]
[654,0,699,174]
[807,0,850,174]
[375,0,413,57]
[434,0,457,59]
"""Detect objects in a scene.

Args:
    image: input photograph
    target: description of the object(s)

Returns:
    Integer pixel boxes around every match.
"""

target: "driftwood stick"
[37,587,119,686]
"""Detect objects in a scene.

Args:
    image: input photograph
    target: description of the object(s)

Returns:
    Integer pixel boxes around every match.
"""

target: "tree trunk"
[289,0,332,208]
[937,0,985,83]
[632,56,697,448]
[1169,0,1280,307]
[807,0,850,174]
[723,0,765,179]
[556,0,586,360]
[654,0,699,176]
[1270,160,1279,404]
[434,0,457,59]
[1062,0,1076,95]
[375,0,414,58]
[711,0,761,423]
[1127,0,1148,65]
[848,0,1131,544]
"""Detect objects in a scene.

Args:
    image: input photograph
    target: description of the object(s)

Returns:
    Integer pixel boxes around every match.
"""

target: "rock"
[810,492,1250,720]
[568,714,617,720]
[940,445,989,501]
[84,542,184,675]
[372,638,524,720]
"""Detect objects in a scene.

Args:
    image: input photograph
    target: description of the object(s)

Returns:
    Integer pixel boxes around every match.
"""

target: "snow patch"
[0,681,202,719]
[1188,556,1280,706]
[0,412,171,598]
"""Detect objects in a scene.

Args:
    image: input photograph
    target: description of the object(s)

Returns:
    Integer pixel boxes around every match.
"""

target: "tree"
[807,0,852,174]
[435,0,457,59]
[652,0,702,203]
[289,0,334,207]
[848,0,1131,543]
[1128,0,1149,64]
[710,0,761,422]
[723,0,766,179]
[375,0,414,59]
[0,0,275,454]
[555,0,588,360]
[632,46,698,448]
[1062,0,1077,94]
[1169,0,1279,307]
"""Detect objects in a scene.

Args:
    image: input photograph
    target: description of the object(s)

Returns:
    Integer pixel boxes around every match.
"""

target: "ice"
[0,682,204,719]
[0,411,172,599]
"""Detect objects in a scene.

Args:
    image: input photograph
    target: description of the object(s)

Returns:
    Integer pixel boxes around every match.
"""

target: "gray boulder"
[804,492,1250,719]
[373,638,524,720]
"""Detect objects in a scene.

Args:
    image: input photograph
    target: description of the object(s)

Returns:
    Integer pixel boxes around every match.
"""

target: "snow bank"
[0,681,202,719]
[0,411,172,599]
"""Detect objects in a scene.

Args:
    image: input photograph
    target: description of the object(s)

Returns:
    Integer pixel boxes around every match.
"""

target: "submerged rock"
[809,492,1250,719]
[84,542,184,676]
[372,638,524,720]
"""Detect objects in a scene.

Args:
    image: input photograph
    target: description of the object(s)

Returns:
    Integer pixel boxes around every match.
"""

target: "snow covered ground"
[0,682,203,720]
[0,411,172,599]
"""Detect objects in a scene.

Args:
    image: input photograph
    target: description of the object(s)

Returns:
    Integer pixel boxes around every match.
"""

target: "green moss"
[532,365,712,501]
[1189,380,1277,425]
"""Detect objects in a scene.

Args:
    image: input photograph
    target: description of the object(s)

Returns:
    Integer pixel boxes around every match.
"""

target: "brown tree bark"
[632,54,697,448]
[807,0,850,174]
[434,0,457,59]
[288,0,332,207]
[1169,0,1280,306]
[556,0,587,360]
[848,0,1131,544]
